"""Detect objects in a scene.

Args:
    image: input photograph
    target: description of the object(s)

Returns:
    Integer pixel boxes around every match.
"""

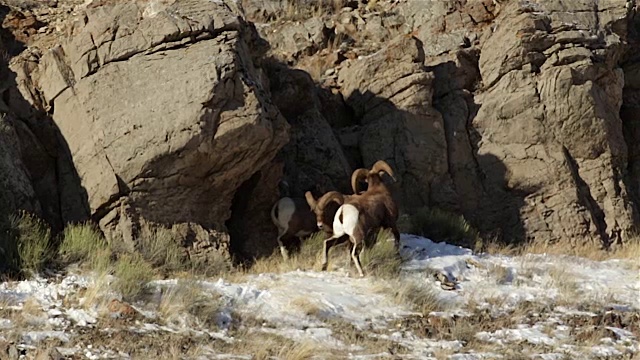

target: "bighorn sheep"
[350,160,400,247]
[270,197,318,260]
[305,160,399,277]
[271,179,348,260]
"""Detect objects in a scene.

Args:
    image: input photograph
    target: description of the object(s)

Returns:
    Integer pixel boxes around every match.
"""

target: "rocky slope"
[0,0,639,263]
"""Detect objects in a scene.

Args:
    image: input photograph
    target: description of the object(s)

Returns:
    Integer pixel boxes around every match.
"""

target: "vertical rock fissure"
[561,146,610,246]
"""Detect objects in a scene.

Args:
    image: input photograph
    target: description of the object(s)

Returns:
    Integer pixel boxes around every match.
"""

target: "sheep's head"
[305,191,344,231]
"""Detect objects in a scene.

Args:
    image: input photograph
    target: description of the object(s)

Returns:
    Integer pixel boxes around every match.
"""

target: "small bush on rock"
[13,211,52,276]
[58,222,109,266]
[401,207,479,248]
[113,253,154,300]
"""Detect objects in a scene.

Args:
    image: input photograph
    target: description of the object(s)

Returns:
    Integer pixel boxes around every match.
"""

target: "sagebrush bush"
[13,212,52,275]
[58,223,109,265]
[113,253,154,300]
[402,207,479,248]
[138,224,185,274]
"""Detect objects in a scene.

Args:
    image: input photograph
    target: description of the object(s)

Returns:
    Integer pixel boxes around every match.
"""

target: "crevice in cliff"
[225,171,262,263]
[561,146,610,246]
[620,4,640,220]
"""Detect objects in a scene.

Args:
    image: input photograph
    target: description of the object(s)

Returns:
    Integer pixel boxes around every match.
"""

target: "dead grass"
[276,340,324,360]
[486,263,513,285]
[481,236,640,264]
[137,224,186,275]
[157,279,222,329]
[382,279,450,316]
[247,231,327,275]
[291,296,323,317]
[78,270,113,314]
[360,229,402,278]
[323,317,403,355]
[113,253,154,301]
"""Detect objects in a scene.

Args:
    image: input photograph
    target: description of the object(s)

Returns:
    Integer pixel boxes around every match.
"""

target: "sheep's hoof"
[321,263,328,271]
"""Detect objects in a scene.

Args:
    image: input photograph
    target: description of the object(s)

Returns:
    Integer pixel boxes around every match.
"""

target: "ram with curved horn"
[305,160,401,277]
[350,160,400,247]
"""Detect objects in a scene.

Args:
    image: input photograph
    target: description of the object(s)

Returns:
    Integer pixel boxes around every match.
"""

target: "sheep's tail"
[270,199,280,226]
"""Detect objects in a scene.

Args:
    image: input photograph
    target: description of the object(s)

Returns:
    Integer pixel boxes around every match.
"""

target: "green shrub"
[360,229,402,278]
[58,223,109,265]
[402,207,479,248]
[113,253,154,300]
[13,212,52,275]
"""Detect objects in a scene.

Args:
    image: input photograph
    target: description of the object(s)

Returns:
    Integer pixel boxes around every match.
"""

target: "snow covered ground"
[0,234,638,359]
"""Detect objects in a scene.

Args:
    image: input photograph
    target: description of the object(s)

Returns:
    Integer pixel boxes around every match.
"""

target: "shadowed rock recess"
[1,0,639,264]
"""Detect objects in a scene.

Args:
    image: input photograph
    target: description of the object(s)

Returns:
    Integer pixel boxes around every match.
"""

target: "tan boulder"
[27,0,289,261]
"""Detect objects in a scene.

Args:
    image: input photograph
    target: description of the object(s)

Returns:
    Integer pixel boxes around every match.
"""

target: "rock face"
[337,35,456,212]
[266,0,640,246]
[0,3,89,240]
[21,0,289,262]
[469,0,639,245]
[3,0,640,264]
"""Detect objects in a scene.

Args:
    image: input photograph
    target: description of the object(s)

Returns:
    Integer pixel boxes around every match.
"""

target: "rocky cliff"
[1,0,638,264]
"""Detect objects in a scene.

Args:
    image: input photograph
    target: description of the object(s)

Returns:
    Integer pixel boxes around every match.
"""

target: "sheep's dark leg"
[351,239,365,277]
[345,238,353,266]
[391,225,401,249]
[321,235,349,271]
[276,230,289,260]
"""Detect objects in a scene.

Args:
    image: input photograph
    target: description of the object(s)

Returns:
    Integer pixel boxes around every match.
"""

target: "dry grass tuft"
[138,224,186,275]
[248,231,327,275]
[482,236,640,264]
[157,279,222,329]
[360,229,402,278]
[58,223,108,264]
[58,223,112,274]
[291,297,323,317]
[382,279,449,315]
[276,340,323,360]
[487,263,513,285]
[113,253,154,301]
[324,317,403,355]
[78,270,113,314]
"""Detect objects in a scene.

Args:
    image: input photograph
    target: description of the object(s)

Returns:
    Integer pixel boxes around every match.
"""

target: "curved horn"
[317,191,345,210]
[370,160,396,182]
[304,191,317,209]
[350,168,369,194]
